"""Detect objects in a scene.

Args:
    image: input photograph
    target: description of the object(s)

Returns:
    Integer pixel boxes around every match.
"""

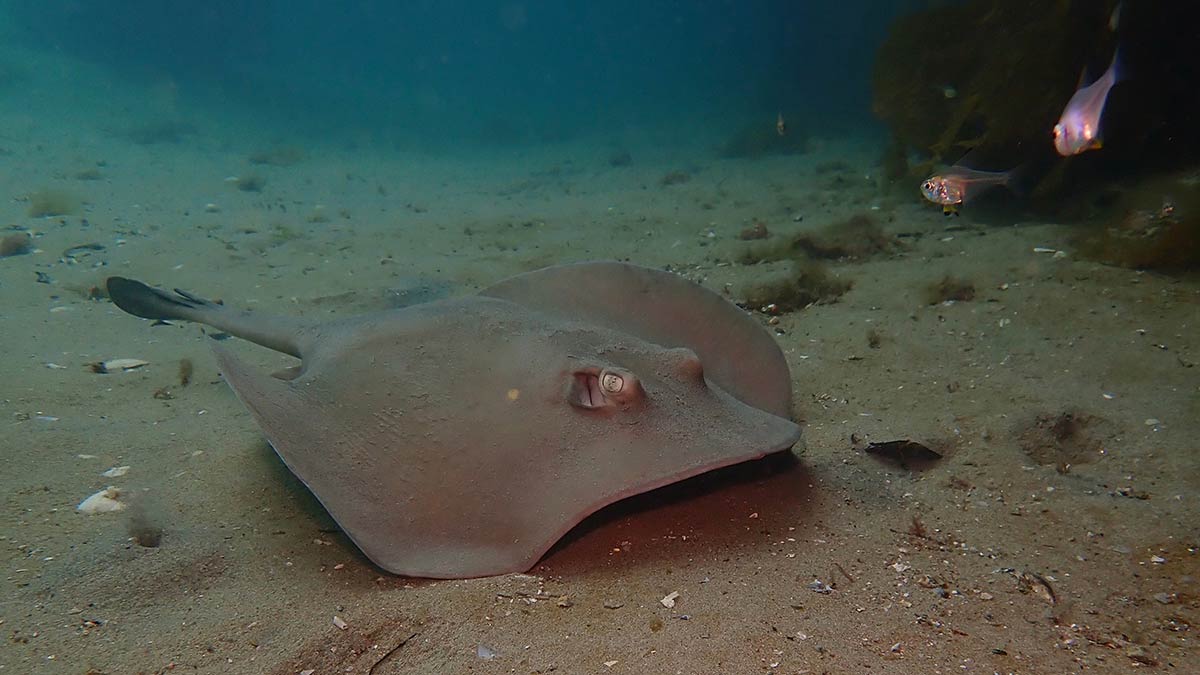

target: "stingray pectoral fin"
[106,276,310,357]
[521,384,803,575]
[210,342,443,577]
[210,343,356,498]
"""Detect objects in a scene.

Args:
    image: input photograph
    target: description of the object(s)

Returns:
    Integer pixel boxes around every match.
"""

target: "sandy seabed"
[1,48,1197,675]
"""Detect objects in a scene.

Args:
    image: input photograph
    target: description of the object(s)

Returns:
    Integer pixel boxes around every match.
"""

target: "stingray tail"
[105,277,308,358]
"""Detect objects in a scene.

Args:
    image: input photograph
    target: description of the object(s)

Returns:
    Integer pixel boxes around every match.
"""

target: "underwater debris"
[608,150,633,167]
[127,499,164,548]
[61,242,104,262]
[87,358,149,374]
[741,260,852,312]
[230,174,266,192]
[306,205,330,223]
[248,144,306,166]
[27,188,81,217]
[84,284,107,301]
[77,487,125,514]
[879,136,911,187]
[814,160,853,175]
[907,514,928,539]
[178,358,194,387]
[742,212,901,265]
[0,232,32,257]
[865,439,943,469]
[1012,570,1057,606]
[124,119,195,145]
[738,220,770,240]
[1018,410,1108,472]
[718,119,809,159]
[924,275,976,304]
[659,170,691,187]
[1077,173,1200,271]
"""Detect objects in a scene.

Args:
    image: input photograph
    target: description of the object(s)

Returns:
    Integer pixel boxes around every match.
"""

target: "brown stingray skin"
[108,263,802,579]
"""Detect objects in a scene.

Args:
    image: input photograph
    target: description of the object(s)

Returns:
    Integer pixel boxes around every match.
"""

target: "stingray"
[105,262,801,578]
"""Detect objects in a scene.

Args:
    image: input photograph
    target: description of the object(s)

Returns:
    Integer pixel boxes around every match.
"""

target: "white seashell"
[93,358,149,373]
[101,465,130,478]
[77,487,126,514]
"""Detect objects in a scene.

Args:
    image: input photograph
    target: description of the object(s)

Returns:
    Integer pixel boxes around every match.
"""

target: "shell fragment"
[77,487,126,514]
[89,359,149,374]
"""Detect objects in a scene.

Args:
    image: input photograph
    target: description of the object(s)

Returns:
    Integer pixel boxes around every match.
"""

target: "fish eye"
[922,181,933,190]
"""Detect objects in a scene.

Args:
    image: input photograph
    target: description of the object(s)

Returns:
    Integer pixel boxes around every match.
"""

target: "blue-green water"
[6,1,921,147]
[0,3,1196,673]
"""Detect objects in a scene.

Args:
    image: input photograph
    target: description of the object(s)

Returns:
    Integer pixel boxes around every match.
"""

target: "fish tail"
[1108,46,1123,83]
[1001,164,1031,198]
[106,277,310,358]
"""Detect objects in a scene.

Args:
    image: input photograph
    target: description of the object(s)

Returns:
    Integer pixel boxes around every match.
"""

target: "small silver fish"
[1053,50,1121,156]
[920,164,1014,216]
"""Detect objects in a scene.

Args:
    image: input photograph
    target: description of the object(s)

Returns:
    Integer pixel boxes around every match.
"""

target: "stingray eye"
[600,370,625,394]
[569,366,642,410]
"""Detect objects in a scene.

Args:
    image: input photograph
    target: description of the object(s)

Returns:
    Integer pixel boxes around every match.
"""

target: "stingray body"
[106,262,801,579]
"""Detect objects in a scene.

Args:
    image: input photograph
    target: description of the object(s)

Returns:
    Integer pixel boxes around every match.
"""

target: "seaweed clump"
[0,232,32,257]
[872,2,1112,163]
[1077,172,1200,271]
[741,212,901,264]
[234,175,266,193]
[924,275,976,304]
[27,188,81,217]
[742,260,852,312]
